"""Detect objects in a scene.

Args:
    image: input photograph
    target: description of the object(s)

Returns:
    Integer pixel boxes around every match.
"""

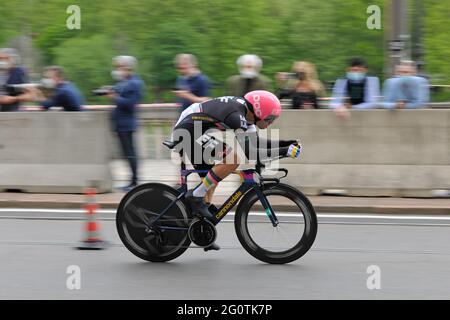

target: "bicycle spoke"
[274,224,292,248]
[269,226,277,248]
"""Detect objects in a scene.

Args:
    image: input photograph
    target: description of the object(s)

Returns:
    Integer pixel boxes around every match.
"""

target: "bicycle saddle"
[162,139,180,149]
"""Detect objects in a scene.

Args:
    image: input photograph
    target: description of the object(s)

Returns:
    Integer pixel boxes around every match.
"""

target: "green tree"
[53,35,115,102]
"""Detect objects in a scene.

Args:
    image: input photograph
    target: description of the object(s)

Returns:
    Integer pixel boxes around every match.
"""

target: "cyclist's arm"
[236,129,292,162]
[242,124,297,148]
[225,112,299,162]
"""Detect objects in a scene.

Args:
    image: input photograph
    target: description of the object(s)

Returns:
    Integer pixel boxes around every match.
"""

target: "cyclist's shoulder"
[206,95,246,104]
[202,96,246,111]
[223,111,248,131]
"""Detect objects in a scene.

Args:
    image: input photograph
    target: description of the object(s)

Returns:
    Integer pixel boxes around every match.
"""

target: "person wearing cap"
[225,54,271,97]
[0,48,29,111]
[106,55,144,191]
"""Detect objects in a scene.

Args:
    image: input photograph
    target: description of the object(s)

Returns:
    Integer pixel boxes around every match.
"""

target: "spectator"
[30,66,84,111]
[225,54,271,97]
[330,57,380,118]
[276,61,325,109]
[382,61,430,109]
[173,53,210,112]
[106,55,143,191]
[0,48,29,111]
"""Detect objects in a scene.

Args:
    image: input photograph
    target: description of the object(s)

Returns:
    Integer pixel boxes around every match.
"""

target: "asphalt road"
[0,209,449,300]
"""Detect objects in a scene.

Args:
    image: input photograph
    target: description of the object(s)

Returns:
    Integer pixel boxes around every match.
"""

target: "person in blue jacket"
[382,61,430,109]
[173,53,210,112]
[330,57,381,119]
[0,48,29,111]
[106,55,144,191]
[37,66,84,111]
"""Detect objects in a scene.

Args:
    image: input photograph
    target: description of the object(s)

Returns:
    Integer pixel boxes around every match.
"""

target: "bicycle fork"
[254,185,279,227]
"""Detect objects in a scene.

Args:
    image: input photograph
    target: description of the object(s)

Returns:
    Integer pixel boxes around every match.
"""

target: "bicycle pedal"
[204,243,221,251]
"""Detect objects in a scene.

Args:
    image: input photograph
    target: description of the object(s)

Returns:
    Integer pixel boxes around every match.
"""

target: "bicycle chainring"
[188,218,217,247]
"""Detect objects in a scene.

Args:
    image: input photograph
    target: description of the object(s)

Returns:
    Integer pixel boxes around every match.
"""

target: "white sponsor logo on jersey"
[239,115,248,129]
[219,96,234,103]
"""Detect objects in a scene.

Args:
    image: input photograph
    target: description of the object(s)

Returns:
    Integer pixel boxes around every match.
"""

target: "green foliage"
[53,35,115,103]
[0,0,448,103]
[423,0,450,85]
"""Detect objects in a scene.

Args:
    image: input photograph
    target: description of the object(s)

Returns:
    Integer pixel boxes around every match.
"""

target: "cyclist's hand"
[280,139,300,147]
[286,143,302,159]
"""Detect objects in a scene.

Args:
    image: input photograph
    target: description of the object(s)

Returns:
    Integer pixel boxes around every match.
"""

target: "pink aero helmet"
[244,90,282,122]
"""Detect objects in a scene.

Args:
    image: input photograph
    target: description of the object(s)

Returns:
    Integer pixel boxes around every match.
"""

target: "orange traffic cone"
[77,188,108,250]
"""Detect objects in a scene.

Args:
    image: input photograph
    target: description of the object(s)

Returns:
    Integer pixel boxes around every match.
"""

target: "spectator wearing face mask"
[28,66,84,111]
[382,61,430,109]
[225,54,271,97]
[173,53,210,112]
[0,48,29,111]
[106,55,144,191]
[330,57,380,118]
[276,61,325,109]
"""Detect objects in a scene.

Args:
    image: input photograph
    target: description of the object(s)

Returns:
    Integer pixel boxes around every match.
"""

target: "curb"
[0,200,449,215]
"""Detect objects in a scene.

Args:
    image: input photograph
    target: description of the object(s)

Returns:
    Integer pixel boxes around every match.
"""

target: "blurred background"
[0,0,449,196]
[0,0,448,103]
[0,0,450,301]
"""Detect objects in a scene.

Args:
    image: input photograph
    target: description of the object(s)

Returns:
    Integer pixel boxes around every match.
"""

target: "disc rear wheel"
[116,183,192,262]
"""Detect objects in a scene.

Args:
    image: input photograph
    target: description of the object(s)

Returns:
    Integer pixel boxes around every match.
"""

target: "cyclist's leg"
[175,124,239,218]
[204,186,216,204]
[203,147,239,203]
[192,144,239,199]
[185,131,240,251]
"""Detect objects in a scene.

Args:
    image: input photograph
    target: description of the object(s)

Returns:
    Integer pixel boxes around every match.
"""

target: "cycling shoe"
[185,190,217,223]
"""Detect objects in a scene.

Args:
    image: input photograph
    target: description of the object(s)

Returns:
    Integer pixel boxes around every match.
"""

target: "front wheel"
[234,183,317,264]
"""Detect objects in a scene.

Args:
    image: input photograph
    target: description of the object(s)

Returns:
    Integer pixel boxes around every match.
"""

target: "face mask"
[111,70,125,81]
[0,61,9,70]
[347,72,366,82]
[41,78,56,89]
[240,69,258,79]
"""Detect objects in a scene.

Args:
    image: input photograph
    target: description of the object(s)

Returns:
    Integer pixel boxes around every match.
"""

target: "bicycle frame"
[149,167,280,232]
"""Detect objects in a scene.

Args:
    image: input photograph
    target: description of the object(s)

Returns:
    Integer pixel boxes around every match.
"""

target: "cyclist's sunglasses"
[263,115,278,124]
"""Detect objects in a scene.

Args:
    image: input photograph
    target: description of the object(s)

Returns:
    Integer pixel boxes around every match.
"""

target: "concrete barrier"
[133,106,450,197]
[102,106,450,197]
[271,109,450,197]
[0,112,113,193]
[3,104,450,197]
[125,106,450,197]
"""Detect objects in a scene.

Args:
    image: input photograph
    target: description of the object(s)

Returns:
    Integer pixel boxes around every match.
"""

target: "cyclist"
[171,90,302,250]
